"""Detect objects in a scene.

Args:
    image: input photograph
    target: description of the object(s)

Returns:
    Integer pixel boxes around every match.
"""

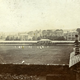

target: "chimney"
[75,35,79,55]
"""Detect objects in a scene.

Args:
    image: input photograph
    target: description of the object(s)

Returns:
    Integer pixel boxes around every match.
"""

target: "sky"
[0,0,80,32]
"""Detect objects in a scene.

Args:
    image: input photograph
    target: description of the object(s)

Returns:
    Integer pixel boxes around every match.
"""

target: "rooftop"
[39,39,51,41]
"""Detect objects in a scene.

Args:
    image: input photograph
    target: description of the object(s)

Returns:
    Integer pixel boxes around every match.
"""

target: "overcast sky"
[0,0,80,32]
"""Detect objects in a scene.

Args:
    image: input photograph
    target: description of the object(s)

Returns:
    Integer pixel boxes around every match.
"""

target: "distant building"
[28,36,32,40]
[66,31,78,41]
[63,32,67,40]
[18,33,28,41]
[35,30,42,37]
[27,31,34,37]
[54,29,64,37]
[52,29,65,40]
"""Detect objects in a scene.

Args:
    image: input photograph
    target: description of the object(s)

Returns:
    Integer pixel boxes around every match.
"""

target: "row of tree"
[5,36,20,41]
[5,29,69,41]
[5,36,65,41]
[32,36,65,40]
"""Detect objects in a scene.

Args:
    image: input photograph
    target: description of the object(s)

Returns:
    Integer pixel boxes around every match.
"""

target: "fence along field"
[0,41,75,45]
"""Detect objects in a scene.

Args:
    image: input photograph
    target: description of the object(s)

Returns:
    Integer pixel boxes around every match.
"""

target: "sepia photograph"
[0,0,80,80]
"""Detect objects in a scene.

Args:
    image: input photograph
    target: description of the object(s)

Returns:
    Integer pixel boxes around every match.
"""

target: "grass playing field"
[0,45,74,64]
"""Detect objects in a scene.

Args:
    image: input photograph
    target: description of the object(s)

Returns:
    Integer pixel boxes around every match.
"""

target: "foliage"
[5,29,66,41]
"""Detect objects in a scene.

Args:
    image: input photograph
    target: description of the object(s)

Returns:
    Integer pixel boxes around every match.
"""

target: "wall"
[0,64,76,80]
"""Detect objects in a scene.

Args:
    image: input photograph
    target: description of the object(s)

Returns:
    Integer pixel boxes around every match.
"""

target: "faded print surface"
[0,0,79,80]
